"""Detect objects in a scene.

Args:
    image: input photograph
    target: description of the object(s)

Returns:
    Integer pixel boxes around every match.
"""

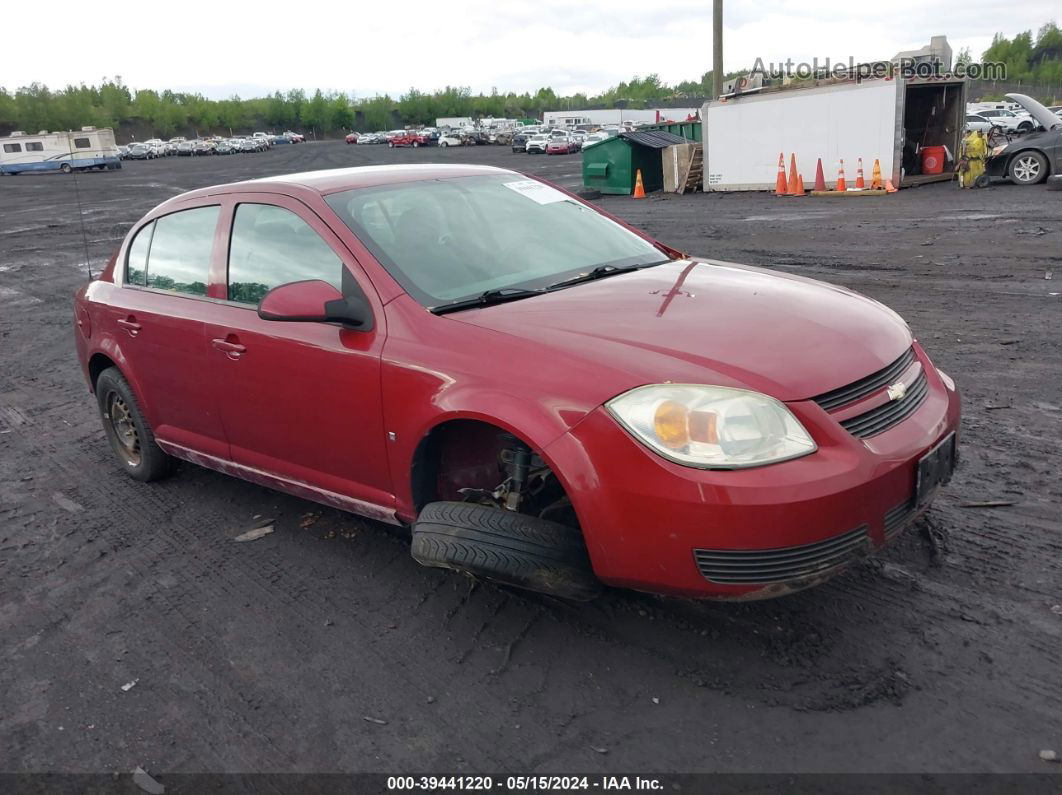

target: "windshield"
[325,174,667,308]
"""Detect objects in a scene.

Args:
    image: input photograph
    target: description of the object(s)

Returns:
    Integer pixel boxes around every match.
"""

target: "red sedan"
[73,165,960,600]
[344,133,358,144]
[546,138,577,155]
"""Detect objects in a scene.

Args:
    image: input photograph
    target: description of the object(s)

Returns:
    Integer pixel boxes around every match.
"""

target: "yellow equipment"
[958,129,989,189]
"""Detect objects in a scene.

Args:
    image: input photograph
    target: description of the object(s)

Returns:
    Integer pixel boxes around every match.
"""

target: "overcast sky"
[3,0,1057,99]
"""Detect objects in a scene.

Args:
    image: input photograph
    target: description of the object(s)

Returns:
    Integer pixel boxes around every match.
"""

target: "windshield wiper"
[431,287,547,315]
[546,259,671,291]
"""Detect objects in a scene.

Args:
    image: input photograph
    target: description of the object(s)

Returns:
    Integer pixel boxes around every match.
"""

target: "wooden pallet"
[678,144,703,194]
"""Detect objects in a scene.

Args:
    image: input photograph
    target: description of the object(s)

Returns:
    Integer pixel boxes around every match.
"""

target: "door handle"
[211,338,246,358]
[117,317,141,336]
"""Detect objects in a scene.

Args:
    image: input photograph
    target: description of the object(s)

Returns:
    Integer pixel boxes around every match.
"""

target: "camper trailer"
[0,127,121,175]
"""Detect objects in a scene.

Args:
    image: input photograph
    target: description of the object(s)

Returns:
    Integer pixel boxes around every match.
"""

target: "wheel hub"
[107,393,141,466]
[1015,157,1040,182]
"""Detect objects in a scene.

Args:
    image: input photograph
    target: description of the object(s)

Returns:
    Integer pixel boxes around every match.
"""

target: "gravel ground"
[1,141,1060,780]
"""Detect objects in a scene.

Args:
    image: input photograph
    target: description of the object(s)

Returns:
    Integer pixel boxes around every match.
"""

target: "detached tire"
[411,501,602,601]
[95,367,177,482]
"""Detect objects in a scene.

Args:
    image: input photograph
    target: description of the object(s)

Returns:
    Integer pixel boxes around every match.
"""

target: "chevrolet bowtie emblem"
[887,381,908,401]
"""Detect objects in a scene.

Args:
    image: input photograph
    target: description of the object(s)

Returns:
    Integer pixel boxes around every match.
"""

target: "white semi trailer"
[0,127,120,175]
[701,76,966,191]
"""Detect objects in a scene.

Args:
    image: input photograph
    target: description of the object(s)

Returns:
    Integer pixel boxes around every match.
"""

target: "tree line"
[0,72,738,140]
[2,24,1058,138]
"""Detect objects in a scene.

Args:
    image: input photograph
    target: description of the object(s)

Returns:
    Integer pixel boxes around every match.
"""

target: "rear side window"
[3,143,22,153]
[227,203,344,305]
[125,222,153,286]
[125,206,219,296]
[74,138,91,149]
[25,142,43,152]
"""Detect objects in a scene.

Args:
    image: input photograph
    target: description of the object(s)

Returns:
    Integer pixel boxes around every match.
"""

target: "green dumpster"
[581,130,692,195]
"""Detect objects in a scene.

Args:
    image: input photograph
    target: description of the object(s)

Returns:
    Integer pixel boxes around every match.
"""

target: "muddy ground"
[1,142,1060,781]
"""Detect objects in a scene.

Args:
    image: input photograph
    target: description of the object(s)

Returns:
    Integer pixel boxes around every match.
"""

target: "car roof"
[171,164,514,202]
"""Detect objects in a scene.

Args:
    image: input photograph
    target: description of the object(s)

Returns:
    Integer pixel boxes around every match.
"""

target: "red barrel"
[922,146,946,174]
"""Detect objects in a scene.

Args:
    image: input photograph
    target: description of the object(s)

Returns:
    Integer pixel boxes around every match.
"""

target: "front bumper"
[544,343,961,599]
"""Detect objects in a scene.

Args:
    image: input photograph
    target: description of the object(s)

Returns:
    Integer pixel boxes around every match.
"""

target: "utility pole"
[712,0,723,99]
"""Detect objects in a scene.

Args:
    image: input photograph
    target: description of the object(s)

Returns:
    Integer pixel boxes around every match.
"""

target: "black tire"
[411,501,602,601]
[95,367,177,482]
[60,163,72,174]
[1009,150,1048,185]
[1046,175,1062,192]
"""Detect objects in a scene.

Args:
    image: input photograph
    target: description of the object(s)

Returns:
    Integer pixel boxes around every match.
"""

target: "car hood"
[454,259,913,402]
[1006,93,1062,132]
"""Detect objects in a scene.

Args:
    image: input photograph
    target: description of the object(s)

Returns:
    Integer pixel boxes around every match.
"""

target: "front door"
[202,195,394,514]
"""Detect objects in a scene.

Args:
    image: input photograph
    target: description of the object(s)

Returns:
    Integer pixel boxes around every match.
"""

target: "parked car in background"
[356,133,380,144]
[964,114,996,134]
[117,145,130,159]
[284,131,305,142]
[546,137,578,155]
[215,140,239,155]
[977,109,1035,133]
[176,141,196,156]
[345,133,358,144]
[510,133,529,153]
[125,143,157,160]
[237,138,260,153]
[985,92,1062,186]
[526,134,550,154]
[74,163,960,602]
[438,132,464,147]
[193,139,216,156]
[583,132,609,147]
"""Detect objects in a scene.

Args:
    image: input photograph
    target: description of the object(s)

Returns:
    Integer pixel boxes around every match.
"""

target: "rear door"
[202,193,394,512]
[102,203,229,458]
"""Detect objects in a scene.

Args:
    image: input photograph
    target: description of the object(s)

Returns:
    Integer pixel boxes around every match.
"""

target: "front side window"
[3,143,22,153]
[325,174,666,308]
[227,203,344,305]
[74,138,91,149]
[144,206,219,296]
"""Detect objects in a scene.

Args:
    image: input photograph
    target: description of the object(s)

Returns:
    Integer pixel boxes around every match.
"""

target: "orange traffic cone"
[793,174,806,196]
[775,152,788,196]
[836,159,847,192]
[633,169,646,198]
[885,179,898,193]
[787,154,801,195]
[855,158,866,189]
[870,159,883,190]
[813,158,826,192]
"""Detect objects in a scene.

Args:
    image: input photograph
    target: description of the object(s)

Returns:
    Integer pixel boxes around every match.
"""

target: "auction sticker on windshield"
[503,180,569,204]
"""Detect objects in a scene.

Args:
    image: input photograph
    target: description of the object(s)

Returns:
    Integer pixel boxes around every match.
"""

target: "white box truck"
[0,126,120,175]
[702,76,966,191]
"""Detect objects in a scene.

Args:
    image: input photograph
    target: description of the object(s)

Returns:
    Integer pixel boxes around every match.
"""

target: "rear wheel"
[412,502,602,601]
[95,368,177,482]
[1009,151,1047,185]
[60,163,72,174]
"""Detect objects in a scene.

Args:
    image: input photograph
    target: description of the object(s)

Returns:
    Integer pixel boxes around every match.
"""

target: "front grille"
[884,497,917,540]
[694,525,869,585]
[813,348,916,411]
[840,369,929,438]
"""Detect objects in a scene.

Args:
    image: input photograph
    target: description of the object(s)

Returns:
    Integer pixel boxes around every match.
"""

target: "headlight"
[606,384,817,469]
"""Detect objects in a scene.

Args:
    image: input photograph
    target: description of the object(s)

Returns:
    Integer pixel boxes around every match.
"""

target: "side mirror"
[257,280,373,330]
